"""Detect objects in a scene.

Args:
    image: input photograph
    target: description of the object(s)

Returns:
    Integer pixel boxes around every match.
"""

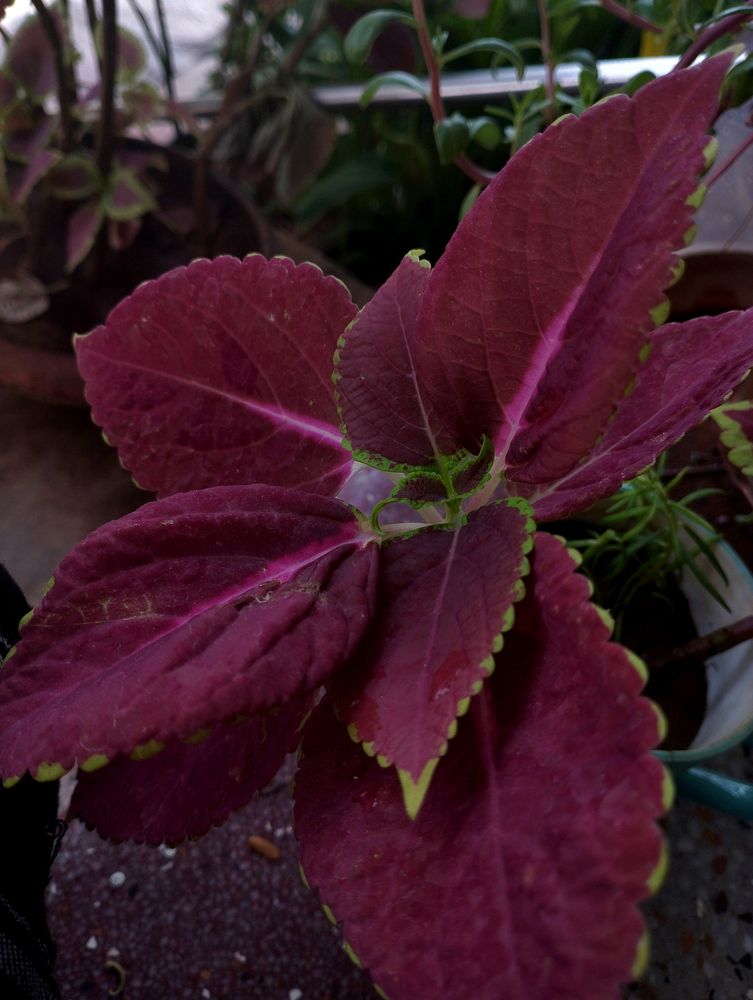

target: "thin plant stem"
[96,0,118,177]
[30,0,76,151]
[599,0,661,33]
[536,0,556,124]
[84,0,102,76]
[646,614,753,671]
[707,127,753,187]
[411,0,495,186]
[675,1,753,69]
[154,0,175,102]
[411,0,494,182]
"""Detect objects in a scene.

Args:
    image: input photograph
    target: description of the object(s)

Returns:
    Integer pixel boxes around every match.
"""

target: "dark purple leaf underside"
[336,500,532,805]
[529,310,753,519]
[0,485,377,780]
[7,10,61,98]
[72,697,309,845]
[296,533,667,1000]
[415,55,730,485]
[75,256,358,497]
[335,252,445,467]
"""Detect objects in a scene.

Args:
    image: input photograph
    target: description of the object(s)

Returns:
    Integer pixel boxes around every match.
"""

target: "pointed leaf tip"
[336,499,534,800]
[398,759,438,820]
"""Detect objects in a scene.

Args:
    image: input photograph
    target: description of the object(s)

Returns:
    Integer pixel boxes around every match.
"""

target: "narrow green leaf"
[360,71,429,109]
[344,10,415,65]
[441,38,525,78]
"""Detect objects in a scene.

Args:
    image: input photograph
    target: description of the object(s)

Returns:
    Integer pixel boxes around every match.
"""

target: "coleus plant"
[2,54,753,998]
[0,4,162,278]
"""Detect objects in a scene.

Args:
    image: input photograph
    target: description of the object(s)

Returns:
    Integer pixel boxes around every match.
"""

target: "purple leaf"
[116,26,147,80]
[6,8,62,99]
[72,699,310,845]
[65,199,103,273]
[0,485,377,782]
[75,256,358,497]
[336,499,533,815]
[11,147,58,204]
[4,114,55,159]
[528,310,753,519]
[48,154,102,199]
[102,167,155,221]
[335,251,448,468]
[415,55,731,484]
[295,533,667,999]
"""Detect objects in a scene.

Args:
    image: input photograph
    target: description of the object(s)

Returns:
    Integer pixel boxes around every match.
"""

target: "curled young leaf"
[296,533,668,1000]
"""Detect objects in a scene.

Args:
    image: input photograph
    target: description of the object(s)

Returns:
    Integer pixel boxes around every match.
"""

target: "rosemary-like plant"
[563,456,729,637]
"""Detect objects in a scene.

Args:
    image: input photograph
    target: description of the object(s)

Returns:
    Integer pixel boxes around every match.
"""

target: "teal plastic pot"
[655,538,753,819]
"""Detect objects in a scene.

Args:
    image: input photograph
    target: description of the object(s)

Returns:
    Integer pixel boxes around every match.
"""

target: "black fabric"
[0,565,61,999]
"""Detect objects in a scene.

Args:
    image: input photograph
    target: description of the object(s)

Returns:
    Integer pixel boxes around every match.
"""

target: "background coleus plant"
[1,53,753,999]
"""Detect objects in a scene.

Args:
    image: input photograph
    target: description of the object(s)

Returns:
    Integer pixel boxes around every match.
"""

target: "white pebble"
[201,990,211,999]
[109,871,126,888]
[159,845,177,859]
[107,947,120,958]
[233,952,247,964]
[289,989,303,1000]
[85,936,98,951]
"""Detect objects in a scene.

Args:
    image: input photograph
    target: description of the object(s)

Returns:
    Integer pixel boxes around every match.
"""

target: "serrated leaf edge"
[712,401,753,476]
[348,499,536,820]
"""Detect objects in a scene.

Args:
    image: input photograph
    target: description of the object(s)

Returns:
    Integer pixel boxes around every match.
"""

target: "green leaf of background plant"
[433,113,470,164]
[360,71,429,109]
[48,154,102,200]
[102,168,155,221]
[344,10,415,65]
[295,154,397,225]
[440,37,525,77]
[468,115,502,150]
